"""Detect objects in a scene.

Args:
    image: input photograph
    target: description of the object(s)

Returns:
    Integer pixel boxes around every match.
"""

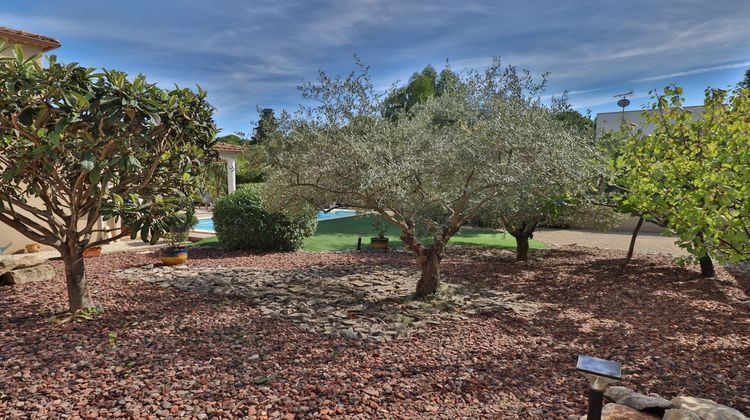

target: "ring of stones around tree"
[118,264,540,341]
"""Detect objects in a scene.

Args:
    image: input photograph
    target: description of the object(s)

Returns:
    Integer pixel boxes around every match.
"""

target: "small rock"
[619,393,672,411]
[0,264,55,285]
[0,255,46,275]
[605,386,635,403]
[249,354,260,361]
[591,403,660,419]
[672,396,747,420]
[662,408,701,420]
[362,387,379,397]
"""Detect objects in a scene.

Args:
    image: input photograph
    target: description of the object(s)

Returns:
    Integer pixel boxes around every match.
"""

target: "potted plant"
[159,230,189,265]
[369,218,389,250]
[159,207,197,266]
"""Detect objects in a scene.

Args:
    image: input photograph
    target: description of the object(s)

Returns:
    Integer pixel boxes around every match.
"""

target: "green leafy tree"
[216,133,245,145]
[269,58,589,297]
[554,110,594,131]
[382,65,461,120]
[0,45,217,311]
[251,108,279,144]
[383,65,437,119]
[738,69,750,90]
[616,85,750,274]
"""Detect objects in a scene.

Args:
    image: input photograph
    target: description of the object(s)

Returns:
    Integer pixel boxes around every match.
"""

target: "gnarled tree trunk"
[513,233,530,261]
[508,221,537,262]
[415,246,442,298]
[60,242,94,311]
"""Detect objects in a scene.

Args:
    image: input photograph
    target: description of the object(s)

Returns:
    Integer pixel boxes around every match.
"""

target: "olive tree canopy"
[268,59,594,297]
[479,108,599,261]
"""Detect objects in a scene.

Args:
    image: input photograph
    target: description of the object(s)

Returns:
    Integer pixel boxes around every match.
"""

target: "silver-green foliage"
[268,59,594,295]
[480,104,602,259]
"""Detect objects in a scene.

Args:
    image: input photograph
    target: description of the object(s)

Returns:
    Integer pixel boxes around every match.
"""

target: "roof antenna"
[613,91,633,125]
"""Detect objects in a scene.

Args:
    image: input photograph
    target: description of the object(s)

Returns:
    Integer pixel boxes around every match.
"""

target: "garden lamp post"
[576,355,622,420]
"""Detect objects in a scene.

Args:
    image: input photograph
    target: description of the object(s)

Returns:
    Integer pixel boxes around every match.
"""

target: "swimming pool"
[193,209,357,233]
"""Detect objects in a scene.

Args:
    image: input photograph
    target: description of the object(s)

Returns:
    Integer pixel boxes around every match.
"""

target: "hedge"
[213,185,317,251]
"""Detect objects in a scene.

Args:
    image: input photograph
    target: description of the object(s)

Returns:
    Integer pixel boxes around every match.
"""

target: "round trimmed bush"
[213,185,317,251]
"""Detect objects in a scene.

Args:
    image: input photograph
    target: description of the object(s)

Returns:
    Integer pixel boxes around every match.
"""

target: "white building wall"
[595,106,705,138]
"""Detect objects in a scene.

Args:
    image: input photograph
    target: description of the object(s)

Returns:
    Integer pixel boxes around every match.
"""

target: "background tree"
[198,160,228,199]
[738,68,750,90]
[268,58,589,297]
[0,46,217,311]
[480,128,599,260]
[251,108,279,144]
[382,65,460,120]
[215,133,245,145]
[550,92,595,132]
[554,109,595,132]
[616,85,750,274]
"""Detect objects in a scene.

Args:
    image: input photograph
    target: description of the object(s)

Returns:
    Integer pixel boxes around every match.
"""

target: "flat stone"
[605,386,635,402]
[0,255,46,275]
[118,263,536,341]
[672,396,747,420]
[0,264,55,285]
[662,408,701,420]
[619,393,672,411]
[600,403,659,419]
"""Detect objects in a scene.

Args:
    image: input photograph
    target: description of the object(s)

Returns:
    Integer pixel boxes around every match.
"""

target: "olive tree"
[268,59,582,297]
[616,85,750,273]
[0,45,217,311]
[478,102,599,261]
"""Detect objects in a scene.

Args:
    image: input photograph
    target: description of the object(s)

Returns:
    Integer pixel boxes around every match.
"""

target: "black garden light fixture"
[576,355,622,420]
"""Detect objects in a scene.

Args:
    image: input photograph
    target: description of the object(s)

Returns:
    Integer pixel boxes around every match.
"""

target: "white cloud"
[3,0,749,132]
[630,61,750,83]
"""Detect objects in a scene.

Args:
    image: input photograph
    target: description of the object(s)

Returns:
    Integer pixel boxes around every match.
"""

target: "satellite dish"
[617,98,630,108]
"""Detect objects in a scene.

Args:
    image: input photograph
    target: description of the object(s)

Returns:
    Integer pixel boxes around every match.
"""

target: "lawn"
[194,214,545,252]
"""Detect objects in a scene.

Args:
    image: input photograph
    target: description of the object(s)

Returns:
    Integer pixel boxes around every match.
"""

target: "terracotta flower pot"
[25,243,41,253]
[83,246,102,258]
[160,246,189,266]
[369,237,389,250]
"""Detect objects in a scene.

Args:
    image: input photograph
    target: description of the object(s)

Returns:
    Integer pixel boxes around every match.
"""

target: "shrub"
[213,185,317,251]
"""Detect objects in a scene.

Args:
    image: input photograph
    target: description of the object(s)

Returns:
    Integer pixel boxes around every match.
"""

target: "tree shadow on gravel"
[442,246,750,340]
[3,246,750,417]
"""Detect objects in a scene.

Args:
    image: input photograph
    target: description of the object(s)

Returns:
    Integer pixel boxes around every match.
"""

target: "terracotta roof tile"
[214,142,245,153]
[0,26,61,52]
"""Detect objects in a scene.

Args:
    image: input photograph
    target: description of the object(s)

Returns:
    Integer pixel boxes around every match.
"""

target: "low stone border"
[592,386,748,419]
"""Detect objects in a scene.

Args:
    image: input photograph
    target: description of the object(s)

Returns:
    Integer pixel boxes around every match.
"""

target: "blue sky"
[3,1,750,134]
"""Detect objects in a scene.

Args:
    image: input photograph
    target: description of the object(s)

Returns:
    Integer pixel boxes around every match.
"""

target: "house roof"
[214,142,245,154]
[0,26,61,52]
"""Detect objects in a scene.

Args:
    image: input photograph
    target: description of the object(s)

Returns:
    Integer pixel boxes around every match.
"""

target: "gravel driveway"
[534,229,688,257]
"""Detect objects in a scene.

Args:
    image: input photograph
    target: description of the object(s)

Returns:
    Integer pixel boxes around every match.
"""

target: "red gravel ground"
[1,246,749,419]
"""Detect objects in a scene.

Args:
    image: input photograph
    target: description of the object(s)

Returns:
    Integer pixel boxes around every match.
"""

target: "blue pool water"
[194,209,357,232]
